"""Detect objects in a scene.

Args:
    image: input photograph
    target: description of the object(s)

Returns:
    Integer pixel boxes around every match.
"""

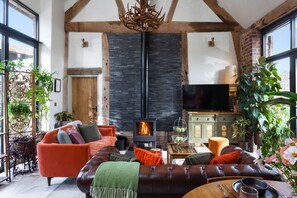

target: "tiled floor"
[0,171,84,198]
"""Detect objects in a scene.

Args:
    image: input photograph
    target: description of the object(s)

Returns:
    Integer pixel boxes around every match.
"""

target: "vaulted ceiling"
[65,0,286,29]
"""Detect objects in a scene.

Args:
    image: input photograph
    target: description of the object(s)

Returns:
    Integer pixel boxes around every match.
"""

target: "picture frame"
[54,79,61,92]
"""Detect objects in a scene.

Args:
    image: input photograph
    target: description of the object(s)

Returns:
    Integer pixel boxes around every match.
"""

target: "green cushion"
[57,129,73,144]
[78,122,102,142]
[183,152,215,165]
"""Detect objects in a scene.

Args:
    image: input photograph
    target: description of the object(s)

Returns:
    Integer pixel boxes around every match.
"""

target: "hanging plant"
[1,59,54,132]
[8,101,31,118]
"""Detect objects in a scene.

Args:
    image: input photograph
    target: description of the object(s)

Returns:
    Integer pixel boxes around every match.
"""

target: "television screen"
[183,84,230,111]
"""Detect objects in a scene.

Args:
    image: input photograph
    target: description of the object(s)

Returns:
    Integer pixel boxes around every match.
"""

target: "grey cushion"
[78,122,102,143]
[183,152,215,165]
[57,129,73,144]
[109,153,139,162]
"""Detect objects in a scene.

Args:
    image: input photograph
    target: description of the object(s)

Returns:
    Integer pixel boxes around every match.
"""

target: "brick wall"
[240,29,262,69]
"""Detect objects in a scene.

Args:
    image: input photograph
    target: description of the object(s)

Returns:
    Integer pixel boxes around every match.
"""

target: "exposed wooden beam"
[67,68,102,75]
[165,0,178,22]
[102,33,110,125]
[250,0,297,30]
[65,0,90,23]
[115,0,125,17]
[63,32,69,111]
[181,33,189,85]
[65,21,237,33]
[231,31,241,66]
[203,0,242,30]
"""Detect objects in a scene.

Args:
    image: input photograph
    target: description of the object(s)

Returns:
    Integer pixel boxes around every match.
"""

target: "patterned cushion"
[57,129,73,144]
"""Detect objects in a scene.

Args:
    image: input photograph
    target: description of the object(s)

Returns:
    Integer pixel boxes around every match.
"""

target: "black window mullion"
[3,0,8,25]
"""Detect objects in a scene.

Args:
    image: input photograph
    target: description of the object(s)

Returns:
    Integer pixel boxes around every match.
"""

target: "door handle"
[91,107,97,112]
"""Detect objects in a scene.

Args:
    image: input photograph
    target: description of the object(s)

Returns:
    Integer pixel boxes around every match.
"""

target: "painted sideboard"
[187,112,241,144]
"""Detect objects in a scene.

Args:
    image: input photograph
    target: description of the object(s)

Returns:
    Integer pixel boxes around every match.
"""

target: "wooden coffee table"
[167,142,210,163]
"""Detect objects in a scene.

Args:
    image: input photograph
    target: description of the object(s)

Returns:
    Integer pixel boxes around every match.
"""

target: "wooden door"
[72,77,97,124]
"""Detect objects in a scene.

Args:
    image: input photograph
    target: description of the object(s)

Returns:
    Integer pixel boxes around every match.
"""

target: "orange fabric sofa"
[37,121,116,186]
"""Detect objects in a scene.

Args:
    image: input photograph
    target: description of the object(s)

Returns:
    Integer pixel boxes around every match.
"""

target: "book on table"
[194,146,212,153]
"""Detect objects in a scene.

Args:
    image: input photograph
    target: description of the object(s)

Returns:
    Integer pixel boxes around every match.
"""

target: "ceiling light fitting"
[119,0,165,32]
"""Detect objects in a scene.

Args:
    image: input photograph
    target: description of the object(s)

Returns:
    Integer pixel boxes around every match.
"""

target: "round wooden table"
[182,179,293,198]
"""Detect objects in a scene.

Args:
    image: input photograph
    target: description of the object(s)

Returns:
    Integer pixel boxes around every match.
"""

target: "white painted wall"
[39,0,65,130]
[68,33,102,68]
[188,32,237,84]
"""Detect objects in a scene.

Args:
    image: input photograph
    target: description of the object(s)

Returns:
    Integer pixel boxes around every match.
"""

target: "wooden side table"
[167,143,210,163]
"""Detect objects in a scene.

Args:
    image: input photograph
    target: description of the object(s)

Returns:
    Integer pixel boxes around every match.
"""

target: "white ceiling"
[64,0,286,29]
[218,0,285,28]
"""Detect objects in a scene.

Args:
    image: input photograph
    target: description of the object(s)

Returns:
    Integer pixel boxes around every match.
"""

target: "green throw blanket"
[91,161,140,198]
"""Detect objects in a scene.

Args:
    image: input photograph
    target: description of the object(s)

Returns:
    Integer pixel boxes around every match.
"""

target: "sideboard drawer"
[217,116,237,122]
[190,115,215,122]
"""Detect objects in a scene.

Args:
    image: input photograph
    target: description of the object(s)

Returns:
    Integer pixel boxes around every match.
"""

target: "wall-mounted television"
[183,84,230,111]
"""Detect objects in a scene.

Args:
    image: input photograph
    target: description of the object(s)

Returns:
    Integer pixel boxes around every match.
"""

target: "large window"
[0,0,38,173]
[262,12,297,131]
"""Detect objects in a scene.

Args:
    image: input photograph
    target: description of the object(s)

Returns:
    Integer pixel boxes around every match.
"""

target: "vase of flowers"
[265,138,297,193]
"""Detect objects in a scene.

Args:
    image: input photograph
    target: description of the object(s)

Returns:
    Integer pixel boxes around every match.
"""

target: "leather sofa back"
[77,146,280,198]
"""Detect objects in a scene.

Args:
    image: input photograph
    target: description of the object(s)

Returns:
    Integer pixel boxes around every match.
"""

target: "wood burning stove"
[133,119,156,147]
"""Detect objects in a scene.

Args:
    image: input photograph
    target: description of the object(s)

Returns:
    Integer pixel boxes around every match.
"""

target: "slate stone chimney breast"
[108,33,182,131]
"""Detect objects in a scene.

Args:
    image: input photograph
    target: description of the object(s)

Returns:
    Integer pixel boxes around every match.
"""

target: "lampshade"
[225,65,237,84]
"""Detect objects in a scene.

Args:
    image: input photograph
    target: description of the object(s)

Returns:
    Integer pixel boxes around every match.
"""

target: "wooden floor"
[0,171,84,198]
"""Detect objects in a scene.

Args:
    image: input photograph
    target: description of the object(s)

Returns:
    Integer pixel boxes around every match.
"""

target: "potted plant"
[236,56,282,151]
[54,111,73,128]
[232,117,251,150]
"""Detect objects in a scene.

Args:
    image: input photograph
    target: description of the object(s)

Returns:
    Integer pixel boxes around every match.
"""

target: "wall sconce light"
[81,38,88,48]
[208,37,215,47]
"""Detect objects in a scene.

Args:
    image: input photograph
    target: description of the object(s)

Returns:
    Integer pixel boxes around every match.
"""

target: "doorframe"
[68,75,100,122]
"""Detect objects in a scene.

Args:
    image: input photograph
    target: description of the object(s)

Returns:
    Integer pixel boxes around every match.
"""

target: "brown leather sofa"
[76,145,280,198]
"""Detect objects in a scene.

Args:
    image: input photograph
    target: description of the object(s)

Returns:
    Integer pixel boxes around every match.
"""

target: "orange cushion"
[86,136,117,156]
[134,147,164,165]
[208,150,240,165]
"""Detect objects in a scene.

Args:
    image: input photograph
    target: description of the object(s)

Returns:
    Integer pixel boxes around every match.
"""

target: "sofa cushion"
[134,147,164,165]
[78,122,102,142]
[183,152,215,165]
[109,153,139,162]
[69,131,85,144]
[69,120,83,127]
[208,150,241,165]
[109,153,132,161]
[87,136,117,156]
[57,129,73,144]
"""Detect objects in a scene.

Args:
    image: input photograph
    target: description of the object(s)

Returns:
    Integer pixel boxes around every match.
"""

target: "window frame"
[0,0,39,173]
[262,11,297,133]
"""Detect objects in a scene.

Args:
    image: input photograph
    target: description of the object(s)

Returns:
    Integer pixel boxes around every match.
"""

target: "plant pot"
[238,141,249,151]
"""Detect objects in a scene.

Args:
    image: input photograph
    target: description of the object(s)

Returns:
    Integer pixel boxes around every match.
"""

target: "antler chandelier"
[119,0,165,32]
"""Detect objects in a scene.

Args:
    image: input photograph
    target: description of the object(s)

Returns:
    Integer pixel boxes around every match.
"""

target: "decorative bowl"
[172,135,188,143]
[173,126,187,133]
[241,178,268,196]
